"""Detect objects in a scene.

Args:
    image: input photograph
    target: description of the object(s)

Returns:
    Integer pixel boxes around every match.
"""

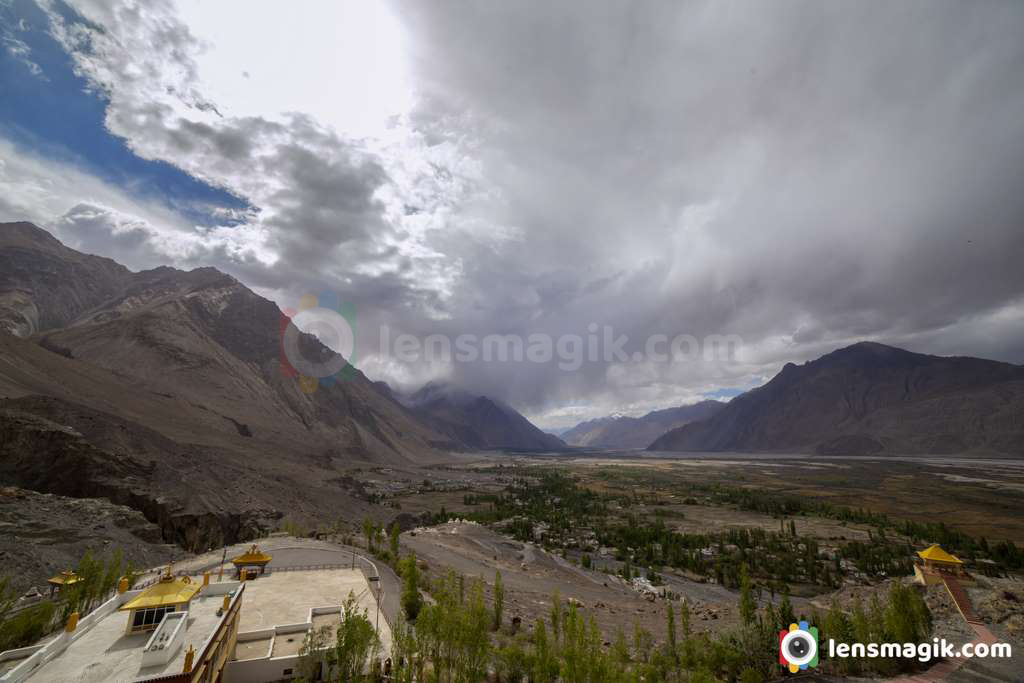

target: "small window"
[282,668,293,676]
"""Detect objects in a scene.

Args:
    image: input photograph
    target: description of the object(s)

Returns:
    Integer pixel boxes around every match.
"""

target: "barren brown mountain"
[649,341,1024,455]
[0,221,454,550]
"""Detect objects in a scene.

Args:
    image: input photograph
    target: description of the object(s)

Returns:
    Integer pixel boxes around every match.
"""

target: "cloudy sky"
[2,0,1024,429]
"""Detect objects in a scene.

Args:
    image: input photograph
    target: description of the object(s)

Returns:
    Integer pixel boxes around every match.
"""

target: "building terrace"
[0,577,243,683]
[1,553,389,683]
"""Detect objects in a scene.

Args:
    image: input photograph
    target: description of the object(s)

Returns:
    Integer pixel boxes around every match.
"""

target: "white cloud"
[174,0,414,141]
[2,33,45,78]
[0,137,192,267]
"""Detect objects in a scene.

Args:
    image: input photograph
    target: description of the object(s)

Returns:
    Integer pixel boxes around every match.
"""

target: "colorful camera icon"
[779,620,819,673]
[279,289,357,392]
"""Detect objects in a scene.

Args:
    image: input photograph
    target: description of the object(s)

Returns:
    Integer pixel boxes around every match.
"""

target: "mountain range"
[4,221,1023,554]
[561,401,724,449]
[0,222,557,549]
[401,381,566,451]
[649,341,1024,455]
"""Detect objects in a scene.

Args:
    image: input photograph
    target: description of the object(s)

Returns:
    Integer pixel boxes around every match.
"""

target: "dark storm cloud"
[384,0,1024,417]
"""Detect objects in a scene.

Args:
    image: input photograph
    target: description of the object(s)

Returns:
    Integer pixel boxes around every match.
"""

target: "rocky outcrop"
[0,486,179,592]
[0,399,273,551]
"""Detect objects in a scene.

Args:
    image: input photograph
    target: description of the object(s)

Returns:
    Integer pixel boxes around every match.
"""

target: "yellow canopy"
[47,570,81,587]
[119,572,200,611]
[231,544,272,567]
[917,544,962,564]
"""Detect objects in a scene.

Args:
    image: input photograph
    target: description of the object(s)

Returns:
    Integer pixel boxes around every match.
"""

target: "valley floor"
[5,452,1024,681]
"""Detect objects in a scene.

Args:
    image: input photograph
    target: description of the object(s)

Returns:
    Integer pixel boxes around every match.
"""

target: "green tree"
[61,548,124,618]
[885,583,926,650]
[739,666,765,683]
[533,620,558,683]
[680,600,691,637]
[331,592,381,682]
[823,600,854,676]
[400,554,422,621]
[550,590,563,649]
[390,616,420,683]
[739,563,756,627]
[363,518,375,553]
[0,576,17,625]
[778,591,796,627]
[666,602,678,658]
[495,642,531,683]
[296,624,333,682]
[612,626,630,665]
[493,570,504,631]
[0,602,57,653]
[633,623,654,664]
[389,522,401,562]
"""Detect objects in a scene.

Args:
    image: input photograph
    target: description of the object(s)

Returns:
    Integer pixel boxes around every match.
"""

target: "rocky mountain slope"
[0,221,454,550]
[0,486,179,593]
[402,381,566,451]
[561,401,725,449]
[649,342,1024,455]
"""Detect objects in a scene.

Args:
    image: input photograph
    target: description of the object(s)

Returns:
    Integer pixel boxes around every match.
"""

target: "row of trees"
[356,563,934,682]
[0,548,134,652]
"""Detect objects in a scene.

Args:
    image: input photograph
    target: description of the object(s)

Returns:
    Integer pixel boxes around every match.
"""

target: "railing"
[130,562,363,588]
[263,563,355,573]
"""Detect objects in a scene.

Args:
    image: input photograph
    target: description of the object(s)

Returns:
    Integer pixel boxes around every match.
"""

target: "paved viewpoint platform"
[237,569,392,654]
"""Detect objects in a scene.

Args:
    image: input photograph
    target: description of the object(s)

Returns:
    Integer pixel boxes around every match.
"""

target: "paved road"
[328,542,402,630]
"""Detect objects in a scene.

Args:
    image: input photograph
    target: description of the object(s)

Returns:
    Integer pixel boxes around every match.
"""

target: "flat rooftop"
[237,569,391,654]
[25,592,227,683]
[234,636,271,661]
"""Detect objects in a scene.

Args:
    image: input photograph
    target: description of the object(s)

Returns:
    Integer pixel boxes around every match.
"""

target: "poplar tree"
[389,522,400,562]
[492,570,504,631]
[739,564,756,626]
